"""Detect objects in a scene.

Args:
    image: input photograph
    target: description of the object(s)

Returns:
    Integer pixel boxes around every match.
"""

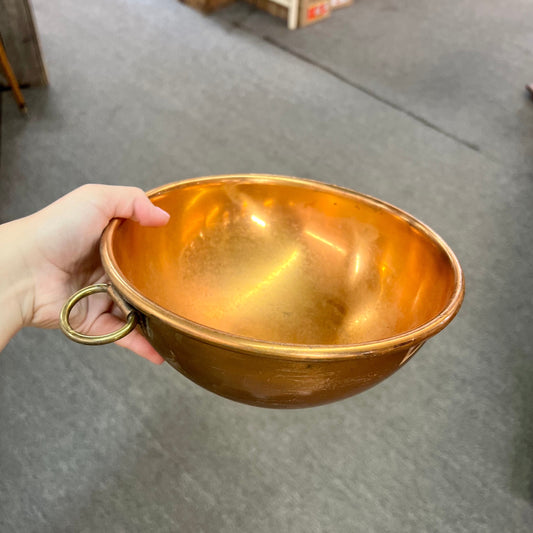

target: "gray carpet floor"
[1,0,532,531]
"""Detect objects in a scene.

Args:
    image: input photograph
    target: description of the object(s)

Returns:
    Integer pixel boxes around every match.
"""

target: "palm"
[27,196,110,330]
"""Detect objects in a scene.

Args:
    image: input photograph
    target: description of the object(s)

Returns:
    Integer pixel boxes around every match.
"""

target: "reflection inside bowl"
[110,179,457,346]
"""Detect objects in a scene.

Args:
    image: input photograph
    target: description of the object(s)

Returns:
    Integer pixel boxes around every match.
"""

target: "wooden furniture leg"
[0,38,27,114]
[287,0,299,29]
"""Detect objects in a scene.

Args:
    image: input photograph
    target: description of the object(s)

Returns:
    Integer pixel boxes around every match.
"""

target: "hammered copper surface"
[100,175,464,408]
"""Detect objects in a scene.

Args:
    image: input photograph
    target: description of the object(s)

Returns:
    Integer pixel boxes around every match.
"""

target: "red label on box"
[307,2,329,20]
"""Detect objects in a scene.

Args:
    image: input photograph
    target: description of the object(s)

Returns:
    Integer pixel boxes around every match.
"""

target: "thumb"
[82,184,170,227]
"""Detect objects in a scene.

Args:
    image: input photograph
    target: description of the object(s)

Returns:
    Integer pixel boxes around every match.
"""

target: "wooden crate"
[245,0,331,27]
[330,0,353,10]
[0,0,47,88]
[178,0,235,14]
[244,0,288,20]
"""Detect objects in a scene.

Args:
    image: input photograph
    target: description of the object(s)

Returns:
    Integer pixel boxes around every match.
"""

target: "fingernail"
[154,206,170,220]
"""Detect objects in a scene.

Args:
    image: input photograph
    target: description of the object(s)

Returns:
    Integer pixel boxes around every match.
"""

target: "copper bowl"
[61,175,464,408]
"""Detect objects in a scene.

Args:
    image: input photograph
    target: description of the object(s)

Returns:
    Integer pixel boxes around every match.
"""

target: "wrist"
[0,218,35,349]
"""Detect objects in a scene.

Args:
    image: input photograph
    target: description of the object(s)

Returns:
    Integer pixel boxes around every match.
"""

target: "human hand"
[0,184,169,363]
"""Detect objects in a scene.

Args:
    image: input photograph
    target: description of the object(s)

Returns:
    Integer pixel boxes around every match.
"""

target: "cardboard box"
[299,0,331,27]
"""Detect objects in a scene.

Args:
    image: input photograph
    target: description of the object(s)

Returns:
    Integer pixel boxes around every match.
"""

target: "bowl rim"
[100,174,465,360]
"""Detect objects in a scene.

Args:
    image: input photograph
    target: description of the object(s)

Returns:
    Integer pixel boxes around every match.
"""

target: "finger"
[130,194,170,227]
[87,312,165,365]
[115,329,165,365]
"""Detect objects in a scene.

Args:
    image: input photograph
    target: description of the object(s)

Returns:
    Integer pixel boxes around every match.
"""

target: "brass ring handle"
[60,283,137,345]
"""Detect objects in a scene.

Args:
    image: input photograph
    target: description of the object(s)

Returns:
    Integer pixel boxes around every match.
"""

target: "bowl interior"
[107,177,460,346]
